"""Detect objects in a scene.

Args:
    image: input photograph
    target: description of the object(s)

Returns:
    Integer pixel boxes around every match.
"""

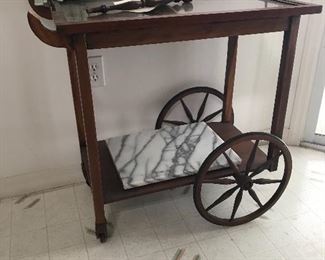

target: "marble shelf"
[106,122,241,190]
[81,123,267,203]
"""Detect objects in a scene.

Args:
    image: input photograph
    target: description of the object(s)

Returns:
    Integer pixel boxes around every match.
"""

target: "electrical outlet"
[88,56,106,87]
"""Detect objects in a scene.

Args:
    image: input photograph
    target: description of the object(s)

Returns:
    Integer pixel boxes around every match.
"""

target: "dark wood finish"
[27,0,322,242]
[155,86,234,129]
[268,16,300,170]
[222,36,238,123]
[82,123,268,203]
[27,12,66,48]
[28,0,52,19]
[66,49,86,147]
[73,35,107,241]
[50,0,321,35]
[193,132,292,226]
[86,17,288,49]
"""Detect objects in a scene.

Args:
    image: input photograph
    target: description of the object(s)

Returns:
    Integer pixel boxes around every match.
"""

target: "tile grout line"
[168,187,212,259]
[8,197,13,260]
[42,193,51,260]
[141,194,170,260]
[116,198,162,259]
[225,222,280,260]
[72,184,90,260]
[170,189,209,259]
[256,213,311,259]
[74,184,129,260]
[44,186,85,258]
[257,211,322,259]
[114,225,133,260]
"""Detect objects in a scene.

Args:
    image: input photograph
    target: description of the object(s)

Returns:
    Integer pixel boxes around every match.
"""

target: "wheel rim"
[193,132,292,226]
[155,86,234,129]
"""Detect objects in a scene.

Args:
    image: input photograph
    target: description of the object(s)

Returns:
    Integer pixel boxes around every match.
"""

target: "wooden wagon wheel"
[155,86,234,129]
[194,132,292,226]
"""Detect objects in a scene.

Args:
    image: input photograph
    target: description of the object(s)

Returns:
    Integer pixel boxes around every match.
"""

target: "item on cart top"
[86,0,193,14]
[34,0,63,5]
[107,122,242,190]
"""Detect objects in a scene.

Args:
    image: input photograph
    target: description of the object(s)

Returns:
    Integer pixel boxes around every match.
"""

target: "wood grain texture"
[73,35,107,228]
[222,36,238,123]
[86,17,289,49]
[268,16,301,170]
[66,49,86,147]
[27,12,66,48]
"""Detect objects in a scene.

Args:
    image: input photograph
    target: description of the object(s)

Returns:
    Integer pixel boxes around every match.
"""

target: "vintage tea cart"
[27,0,322,242]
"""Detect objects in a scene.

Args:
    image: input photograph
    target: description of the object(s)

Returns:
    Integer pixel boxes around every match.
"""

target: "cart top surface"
[50,0,322,34]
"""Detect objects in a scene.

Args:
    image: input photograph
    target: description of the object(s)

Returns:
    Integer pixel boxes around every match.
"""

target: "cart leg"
[222,36,238,124]
[67,49,86,148]
[269,16,300,171]
[73,34,108,242]
[67,49,91,184]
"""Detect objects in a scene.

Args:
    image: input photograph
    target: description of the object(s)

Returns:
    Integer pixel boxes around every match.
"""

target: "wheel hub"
[237,174,253,190]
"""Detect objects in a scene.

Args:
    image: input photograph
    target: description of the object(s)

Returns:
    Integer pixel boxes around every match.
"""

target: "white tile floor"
[0,146,324,260]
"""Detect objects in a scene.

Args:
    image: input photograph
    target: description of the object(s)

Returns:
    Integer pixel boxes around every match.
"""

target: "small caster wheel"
[194,132,292,226]
[155,86,234,129]
[96,222,109,243]
[97,232,108,243]
[81,162,91,187]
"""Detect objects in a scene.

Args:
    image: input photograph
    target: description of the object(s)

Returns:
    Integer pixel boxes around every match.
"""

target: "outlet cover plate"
[88,56,106,87]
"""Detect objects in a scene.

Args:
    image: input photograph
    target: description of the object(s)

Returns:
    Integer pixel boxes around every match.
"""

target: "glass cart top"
[52,0,299,23]
[49,0,321,35]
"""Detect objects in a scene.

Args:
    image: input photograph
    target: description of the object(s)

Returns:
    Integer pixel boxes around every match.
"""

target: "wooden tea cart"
[27,0,322,242]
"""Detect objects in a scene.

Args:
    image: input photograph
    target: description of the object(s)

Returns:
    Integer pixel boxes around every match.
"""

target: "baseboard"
[0,165,84,199]
[300,141,325,152]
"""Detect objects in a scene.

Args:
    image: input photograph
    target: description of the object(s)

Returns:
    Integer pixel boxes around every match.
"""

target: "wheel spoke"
[246,140,260,174]
[196,93,209,121]
[230,189,243,221]
[163,119,187,126]
[180,99,195,123]
[223,152,241,177]
[253,178,282,185]
[206,186,239,212]
[202,109,222,122]
[250,152,283,178]
[203,178,236,185]
[248,188,263,207]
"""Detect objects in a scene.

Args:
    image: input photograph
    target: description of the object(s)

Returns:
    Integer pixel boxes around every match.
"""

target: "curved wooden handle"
[27,12,67,48]
[28,0,52,19]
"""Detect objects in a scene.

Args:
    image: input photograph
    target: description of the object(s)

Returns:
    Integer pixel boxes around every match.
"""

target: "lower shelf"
[82,123,268,204]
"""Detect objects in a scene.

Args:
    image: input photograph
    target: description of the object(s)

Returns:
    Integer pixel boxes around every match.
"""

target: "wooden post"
[268,16,300,170]
[73,34,107,241]
[222,36,238,123]
[67,49,86,147]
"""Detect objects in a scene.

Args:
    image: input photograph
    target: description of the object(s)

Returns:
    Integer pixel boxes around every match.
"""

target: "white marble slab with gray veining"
[106,122,241,190]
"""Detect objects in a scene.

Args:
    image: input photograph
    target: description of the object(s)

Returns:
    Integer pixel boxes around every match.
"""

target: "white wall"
[91,33,283,140]
[287,0,325,145]
[0,1,82,197]
[0,0,311,198]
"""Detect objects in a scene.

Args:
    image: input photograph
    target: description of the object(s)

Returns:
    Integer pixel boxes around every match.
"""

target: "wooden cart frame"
[27,0,322,242]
